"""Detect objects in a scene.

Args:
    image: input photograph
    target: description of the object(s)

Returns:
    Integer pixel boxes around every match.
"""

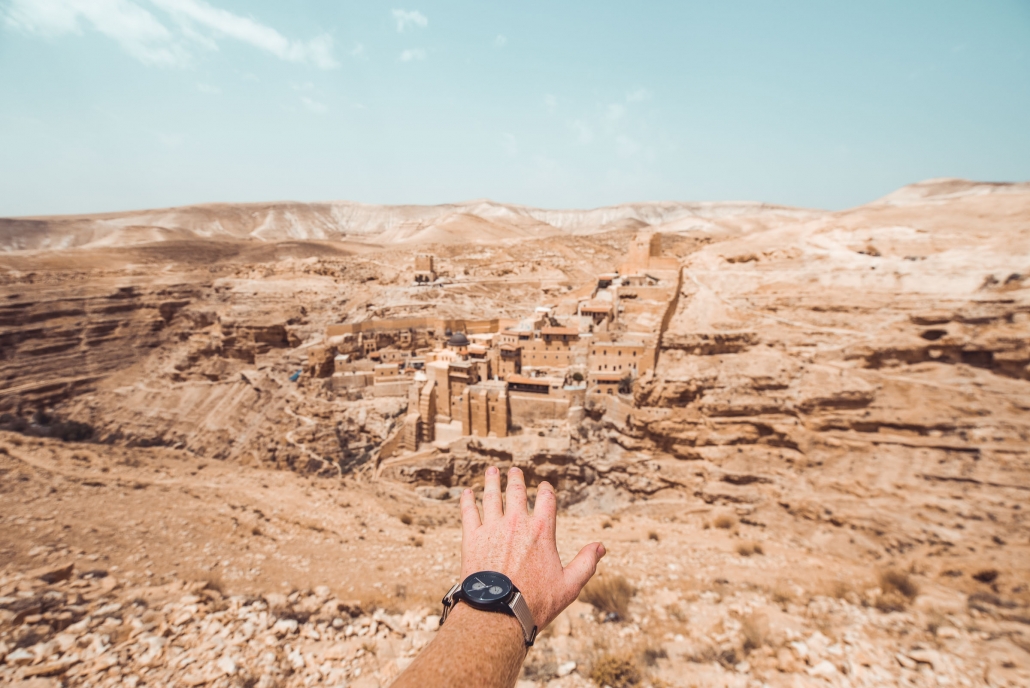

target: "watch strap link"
[508,591,537,646]
[439,582,461,625]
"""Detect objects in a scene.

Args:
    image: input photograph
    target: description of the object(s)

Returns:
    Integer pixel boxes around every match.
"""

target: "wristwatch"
[440,571,537,646]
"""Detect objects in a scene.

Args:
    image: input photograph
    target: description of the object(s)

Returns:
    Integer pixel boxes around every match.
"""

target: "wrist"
[446,601,526,652]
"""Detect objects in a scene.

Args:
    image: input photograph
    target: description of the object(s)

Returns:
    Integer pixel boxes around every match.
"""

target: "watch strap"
[507,591,538,646]
[440,581,461,625]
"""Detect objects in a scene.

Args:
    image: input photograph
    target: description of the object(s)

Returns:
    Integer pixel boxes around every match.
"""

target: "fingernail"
[487,466,498,476]
[463,488,472,497]
[597,543,606,558]
[509,466,520,474]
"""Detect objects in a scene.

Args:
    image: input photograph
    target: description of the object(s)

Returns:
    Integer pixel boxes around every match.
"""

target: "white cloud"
[151,0,337,68]
[301,96,327,114]
[501,133,517,157]
[4,0,189,66]
[572,120,593,144]
[606,103,626,122]
[493,34,506,48]
[2,0,338,69]
[391,9,426,33]
[350,42,366,59]
[626,87,651,102]
[398,48,425,62]
[196,81,220,94]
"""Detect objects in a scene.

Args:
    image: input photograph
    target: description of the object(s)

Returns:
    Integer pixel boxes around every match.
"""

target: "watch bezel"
[459,570,514,608]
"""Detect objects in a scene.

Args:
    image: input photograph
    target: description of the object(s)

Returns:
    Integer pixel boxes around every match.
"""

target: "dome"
[447,332,470,348]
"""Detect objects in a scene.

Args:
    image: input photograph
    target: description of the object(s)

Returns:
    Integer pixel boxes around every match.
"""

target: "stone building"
[619,231,679,276]
[522,327,580,368]
[414,254,437,284]
[588,339,647,375]
[467,380,509,438]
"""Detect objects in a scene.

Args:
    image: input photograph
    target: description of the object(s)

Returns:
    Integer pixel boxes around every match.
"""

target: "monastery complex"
[305,232,681,456]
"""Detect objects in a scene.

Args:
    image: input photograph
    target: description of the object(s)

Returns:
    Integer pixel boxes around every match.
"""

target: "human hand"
[459,466,606,630]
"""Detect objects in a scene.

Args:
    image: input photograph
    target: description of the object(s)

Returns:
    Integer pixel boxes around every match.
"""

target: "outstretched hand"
[459,466,606,630]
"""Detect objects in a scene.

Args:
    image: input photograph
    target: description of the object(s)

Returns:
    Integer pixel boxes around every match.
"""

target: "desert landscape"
[1,177,1028,688]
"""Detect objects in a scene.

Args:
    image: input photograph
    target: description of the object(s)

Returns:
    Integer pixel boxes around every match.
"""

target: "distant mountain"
[0,198,813,252]
[1,179,1025,252]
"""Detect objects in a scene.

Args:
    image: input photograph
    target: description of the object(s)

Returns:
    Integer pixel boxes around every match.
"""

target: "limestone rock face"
[628,179,1030,563]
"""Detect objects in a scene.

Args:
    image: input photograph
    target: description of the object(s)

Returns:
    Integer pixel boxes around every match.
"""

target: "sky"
[1,1,1028,216]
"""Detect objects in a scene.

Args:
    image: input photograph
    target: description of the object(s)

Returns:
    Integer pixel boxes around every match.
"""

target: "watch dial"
[462,571,512,604]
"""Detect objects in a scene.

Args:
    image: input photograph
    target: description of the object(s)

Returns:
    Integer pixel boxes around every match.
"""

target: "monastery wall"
[509,393,570,426]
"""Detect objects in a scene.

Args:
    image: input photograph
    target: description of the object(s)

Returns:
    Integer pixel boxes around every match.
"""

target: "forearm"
[392,603,527,688]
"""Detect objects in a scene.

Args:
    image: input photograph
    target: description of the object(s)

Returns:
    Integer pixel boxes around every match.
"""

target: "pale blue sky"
[1,1,1028,216]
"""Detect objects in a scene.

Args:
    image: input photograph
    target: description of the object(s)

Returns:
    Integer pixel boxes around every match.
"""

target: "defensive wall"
[327,317,515,338]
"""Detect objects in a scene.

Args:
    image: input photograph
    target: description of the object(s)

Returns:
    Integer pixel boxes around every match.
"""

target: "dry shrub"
[641,645,667,666]
[926,610,948,635]
[580,574,634,620]
[399,513,413,526]
[202,573,225,595]
[876,569,919,612]
[602,520,613,529]
[771,584,795,609]
[973,569,999,584]
[713,514,736,530]
[830,580,853,599]
[735,541,763,557]
[648,531,660,542]
[589,653,641,688]
[740,612,769,654]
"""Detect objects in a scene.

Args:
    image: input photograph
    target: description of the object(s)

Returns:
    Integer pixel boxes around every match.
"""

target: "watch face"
[462,571,512,604]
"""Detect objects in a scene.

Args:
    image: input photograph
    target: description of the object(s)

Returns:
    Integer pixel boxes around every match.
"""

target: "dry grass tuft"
[876,569,919,612]
[589,653,641,688]
[830,580,854,599]
[735,541,763,556]
[399,513,413,526]
[641,645,668,666]
[740,612,769,654]
[770,584,795,609]
[973,569,999,584]
[602,520,613,529]
[202,573,225,596]
[648,531,660,542]
[713,514,736,530]
[580,574,634,620]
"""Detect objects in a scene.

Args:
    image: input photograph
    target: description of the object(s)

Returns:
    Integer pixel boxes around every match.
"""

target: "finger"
[505,466,528,517]
[563,542,606,602]
[482,466,504,522]
[460,488,481,536]
[533,480,557,538]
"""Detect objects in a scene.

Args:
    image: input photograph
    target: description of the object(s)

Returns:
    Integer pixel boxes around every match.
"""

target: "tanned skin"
[391,466,606,688]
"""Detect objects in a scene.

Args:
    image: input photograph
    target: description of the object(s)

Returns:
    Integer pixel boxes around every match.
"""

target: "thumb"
[562,542,606,602]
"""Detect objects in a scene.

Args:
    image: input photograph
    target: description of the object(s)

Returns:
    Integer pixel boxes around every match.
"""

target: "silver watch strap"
[508,591,538,646]
[439,581,461,625]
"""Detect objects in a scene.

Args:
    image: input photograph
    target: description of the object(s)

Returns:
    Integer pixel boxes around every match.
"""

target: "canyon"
[1,178,1028,687]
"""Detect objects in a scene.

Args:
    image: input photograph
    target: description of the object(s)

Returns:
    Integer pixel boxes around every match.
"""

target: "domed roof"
[447,332,470,348]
